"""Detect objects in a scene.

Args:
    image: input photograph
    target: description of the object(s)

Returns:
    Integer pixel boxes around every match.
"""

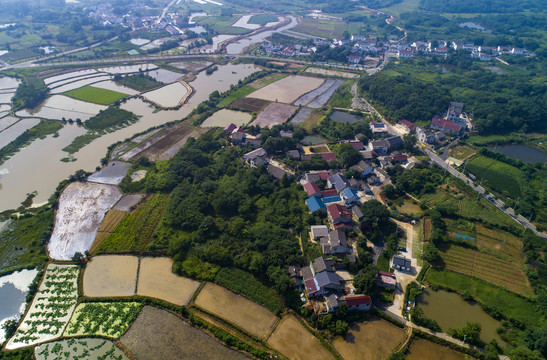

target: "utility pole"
[514,196,520,212]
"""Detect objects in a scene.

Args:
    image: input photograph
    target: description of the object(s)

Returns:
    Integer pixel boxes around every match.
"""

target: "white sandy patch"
[142,82,189,108]
[247,75,324,104]
[48,182,122,260]
[129,38,150,46]
[130,170,147,182]
[87,161,131,185]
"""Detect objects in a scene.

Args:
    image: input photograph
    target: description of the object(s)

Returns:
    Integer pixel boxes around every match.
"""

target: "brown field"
[423,217,432,241]
[267,316,333,360]
[406,339,468,360]
[449,144,476,160]
[395,199,422,216]
[83,255,139,297]
[194,283,277,339]
[134,124,195,160]
[250,103,297,128]
[91,209,127,253]
[137,257,200,305]
[302,110,323,132]
[247,75,324,104]
[475,225,523,264]
[333,319,405,360]
[230,97,271,112]
[439,244,532,296]
[121,306,247,360]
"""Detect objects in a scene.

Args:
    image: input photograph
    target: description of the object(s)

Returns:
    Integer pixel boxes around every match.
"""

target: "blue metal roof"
[342,188,356,198]
[306,197,326,212]
[322,195,342,204]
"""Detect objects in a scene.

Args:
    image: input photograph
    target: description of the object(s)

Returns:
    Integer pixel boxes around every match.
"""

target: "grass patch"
[215,267,284,315]
[64,86,128,105]
[96,194,168,253]
[218,84,256,108]
[0,209,53,273]
[0,119,62,166]
[249,14,278,25]
[328,80,354,108]
[116,73,163,92]
[91,209,127,253]
[61,132,101,155]
[448,144,476,160]
[293,18,348,38]
[466,155,523,198]
[65,302,141,338]
[84,107,138,131]
[197,16,253,35]
[377,253,391,272]
[426,269,538,326]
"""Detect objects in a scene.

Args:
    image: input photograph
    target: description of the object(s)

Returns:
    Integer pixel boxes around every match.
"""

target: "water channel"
[226,16,298,54]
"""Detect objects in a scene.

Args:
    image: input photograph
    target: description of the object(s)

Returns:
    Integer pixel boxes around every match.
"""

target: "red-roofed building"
[304,182,321,197]
[321,152,338,162]
[327,204,352,225]
[224,123,236,134]
[343,295,372,310]
[392,154,408,163]
[398,119,416,133]
[349,141,364,150]
[377,271,397,289]
[320,189,339,197]
[305,278,319,296]
[318,172,330,181]
[431,117,464,135]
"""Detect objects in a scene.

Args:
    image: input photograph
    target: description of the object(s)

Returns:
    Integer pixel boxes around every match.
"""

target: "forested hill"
[419,0,544,13]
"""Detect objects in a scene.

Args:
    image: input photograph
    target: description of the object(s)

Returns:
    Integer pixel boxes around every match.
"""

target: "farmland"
[6,264,79,349]
[466,155,523,197]
[85,107,138,131]
[249,14,278,25]
[195,283,278,339]
[200,109,252,128]
[137,257,200,306]
[91,209,127,252]
[83,255,139,297]
[475,225,523,264]
[247,75,324,104]
[438,243,532,296]
[293,18,348,38]
[35,338,128,360]
[116,73,163,92]
[64,86,128,105]
[229,97,271,112]
[267,316,333,360]
[333,319,405,360]
[120,306,248,360]
[96,194,168,253]
[250,102,297,128]
[448,144,476,160]
[64,302,141,338]
[406,338,466,360]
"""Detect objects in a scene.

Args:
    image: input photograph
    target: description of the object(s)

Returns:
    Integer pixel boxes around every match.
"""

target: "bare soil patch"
[230,97,271,112]
[195,283,277,339]
[120,306,248,360]
[83,255,138,297]
[247,75,324,104]
[250,103,297,128]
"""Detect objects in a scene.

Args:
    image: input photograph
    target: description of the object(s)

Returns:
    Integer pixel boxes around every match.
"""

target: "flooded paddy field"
[231,15,261,30]
[0,118,40,150]
[291,107,313,126]
[406,339,467,360]
[0,269,38,343]
[50,75,112,94]
[92,80,139,96]
[83,255,138,297]
[250,102,297,128]
[0,116,19,132]
[267,315,333,360]
[142,82,190,108]
[17,94,107,121]
[129,38,150,46]
[48,73,108,90]
[147,68,183,83]
[333,319,405,360]
[201,109,252,127]
[247,75,324,104]
[331,110,362,124]
[120,306,248,360]
[48,182,122,261]
[96,64,157,74]
[0,92,15,104]
[230,97,270,112]
[87,161,131,185]
[0,76,20,89]
[44,69,99,86]
[137,257,200,306]
[35,338,128,360]
[307,80,343,108]
[226,16,298,54]
[6,264,79,350]
[195,283,277,339]
[294,79,336,106]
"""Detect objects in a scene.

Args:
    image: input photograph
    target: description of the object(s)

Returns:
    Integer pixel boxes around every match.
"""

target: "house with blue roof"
[341,188,359,206]
[306,196,326,213]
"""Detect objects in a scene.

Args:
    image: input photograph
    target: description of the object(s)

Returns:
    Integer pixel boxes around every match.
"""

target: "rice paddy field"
[142,82,190,108]
[293,18,347,38]
[406,339,467,360]
[290,107,313,126]
[83,255,139,297]
[64,302,141,338]
[200,109,252,128]
[267,316,333,360]
[333,319,405,360]
[137,257,200,306]
[250,102,297,128]
[194,283,278,339]
[475,225,523,264]
[35,338,128,360]
[247,75,324,104]
[120,306,248,360]
[229,97,271,112]
[6,264,79,349]
[64,86,128,105]
[466,155,523,197]
[438,244,532,296]
[91,210,127,252]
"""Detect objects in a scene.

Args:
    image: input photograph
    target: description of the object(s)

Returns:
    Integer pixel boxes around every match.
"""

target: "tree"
[383,184,397,199]
[353,264,378,294]
[423,243,439,262]
[449,322,481,345]
[361,200,390,223]
[403,134,417,153]
[388,353,405,360]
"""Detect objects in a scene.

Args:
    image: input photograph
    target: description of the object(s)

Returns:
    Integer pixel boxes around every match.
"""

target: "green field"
[116,73,163,92]
[293,18,348,38]
[218,85,256,108]
[64,86,128,105]
[426,269,538,326]
[196,16,253,35]
[249,14,278,25]
[380,0,420,16]
[328,80,354,108]
[466,155,523,197]
[85,107,138,131]
[97,194,168,253]
[65,302,141,338]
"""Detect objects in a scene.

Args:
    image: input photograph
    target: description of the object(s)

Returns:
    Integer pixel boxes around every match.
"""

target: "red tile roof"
[431,117,462,132]
[399,119,416,131]
[320,152,338,162]
[327,204,352,221]
[345,295,372,306]
[304,182,321,196]
[379,271,396,278]
[304,279,318,294]
[392,154,408,162]
[320,189,338,197]
[318,172,330,180]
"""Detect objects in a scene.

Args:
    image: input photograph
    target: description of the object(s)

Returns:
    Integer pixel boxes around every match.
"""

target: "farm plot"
[475,225,522,263]
[290,107,313,126]
[113,194,145,211]
[0,116,20,132]
[466,155,523,197]
[305,67,360,78]
[87,161,131,185]
[16,94,107,121]
[137,257,200,306]
[83,255,139,297]
[147,69,183,83]
[91,209,127,252]
[406,339,466,360]
[64,302,141,338]
[294,79,344,108]
[121,306,247,360]
[195,283,278,339]
[0,76,21,89]
[231,15,261,30]
[439,244,532,296]
[50,75,112,94]
[6,264,79,349]
[96,64,157,74]
[140,126,206,161]
[141,82,190,108]
[44,69,99,86]
[92,80,139,96]
[97,194,168,253]
[229,97,270,112]
[64,86,128,105]
[247,75,324,104]
[307,80,343,108]
[250,103,297,128]
[267,316,333,360]
[35,338,128,360]
[47,182,122,261]
[0,118,40,150]
[201,109,252,128]
[294,79,336,106]
[333,319,405,360]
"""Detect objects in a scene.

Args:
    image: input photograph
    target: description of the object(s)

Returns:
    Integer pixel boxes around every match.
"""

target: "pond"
[417,288,505,345]
[487,144,546,163]
[0,269,38,343]
[302,134,328,145]
[201,109,252,128]
[226,16,298,54]
[331,110,362,124]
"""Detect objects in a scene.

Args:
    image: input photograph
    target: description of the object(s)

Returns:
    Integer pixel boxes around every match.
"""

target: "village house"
[398,119,416,133]
[243,148,268,167]
[351,160,373,178]
[377,271,397,289]
[446,101,465,124]
[304,182,322,197]
[311,225,330,241]
[327,204,353,230]
[341,187,359,207]
[231,131,246,145]
[288,264,302,289]
[431,117,464,135]
[286,149,301,160]
[267,164,293,180]
[321,152,338,162]
[370,120,388,135]
[306,196,327,213]
[386,136,403,152]
[392,255,412,272]
[368,139,389,155]
[302,256,342,298]
[327,173,350,192]
[352,205,364,222]
[417,127,436,144]
[343,295,372,311]
[320,230,350,255]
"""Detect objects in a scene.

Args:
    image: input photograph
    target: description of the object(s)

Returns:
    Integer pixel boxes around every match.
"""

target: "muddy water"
[143,82,189,107]
[201,109,252,127]
[406,339,466,360]
[83,255,138,297]
[226,16,298,54]
[0,64,259,212]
